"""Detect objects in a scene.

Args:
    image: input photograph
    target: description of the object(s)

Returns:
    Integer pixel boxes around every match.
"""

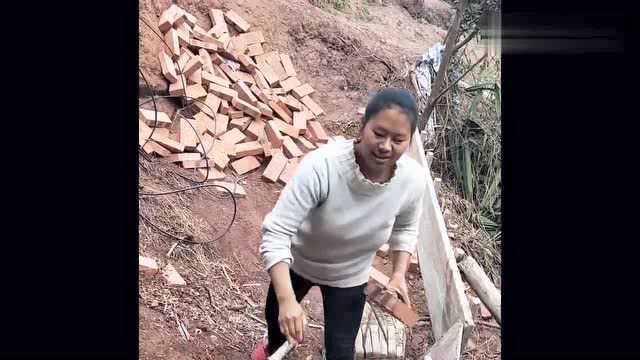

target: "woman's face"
[358,107,413,170]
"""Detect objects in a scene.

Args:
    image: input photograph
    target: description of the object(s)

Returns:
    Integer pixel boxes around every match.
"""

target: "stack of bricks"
[140,4,332,191]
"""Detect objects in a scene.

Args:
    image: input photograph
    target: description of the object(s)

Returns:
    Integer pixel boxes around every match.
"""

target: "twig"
[166,241,179,257]
[247,313,267,326]
[308,323,324,330]
[429,53,487,107]
[233,251,248,276]
[454,28,479,54]
[221,264,236,290]
[205,286,222,313]
[476,320,501,330]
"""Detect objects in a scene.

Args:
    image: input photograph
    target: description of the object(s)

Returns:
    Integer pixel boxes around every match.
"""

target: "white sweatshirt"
[259,139,425,288]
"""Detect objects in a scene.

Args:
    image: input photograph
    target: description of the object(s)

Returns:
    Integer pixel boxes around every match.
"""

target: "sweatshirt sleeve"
[259,152,327,271]
[388,172,426,254]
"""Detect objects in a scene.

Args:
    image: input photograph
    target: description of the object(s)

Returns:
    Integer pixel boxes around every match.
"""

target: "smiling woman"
[253,88,424,360]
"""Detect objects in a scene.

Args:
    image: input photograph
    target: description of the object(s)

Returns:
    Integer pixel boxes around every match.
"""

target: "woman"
[252,88,425,360]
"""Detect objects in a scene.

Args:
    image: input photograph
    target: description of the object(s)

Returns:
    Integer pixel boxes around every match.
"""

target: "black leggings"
[265,269,367,359]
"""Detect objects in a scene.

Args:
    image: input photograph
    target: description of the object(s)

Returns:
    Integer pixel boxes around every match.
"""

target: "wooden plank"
[423,321,464,360]
[405,131,474,346]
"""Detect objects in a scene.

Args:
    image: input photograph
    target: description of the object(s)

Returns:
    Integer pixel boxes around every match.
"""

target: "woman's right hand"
[278,297,307,346]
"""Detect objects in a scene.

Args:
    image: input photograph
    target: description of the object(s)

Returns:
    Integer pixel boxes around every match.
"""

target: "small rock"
[150,300,159,308]
[209,334,218,345]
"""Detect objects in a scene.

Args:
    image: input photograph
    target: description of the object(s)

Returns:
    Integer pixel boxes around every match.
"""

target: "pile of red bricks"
[140,4,332,189]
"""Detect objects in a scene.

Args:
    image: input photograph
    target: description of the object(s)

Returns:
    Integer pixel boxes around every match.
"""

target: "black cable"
[139,184,238,244]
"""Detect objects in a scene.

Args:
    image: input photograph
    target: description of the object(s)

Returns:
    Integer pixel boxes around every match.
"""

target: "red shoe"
[251,336,269,360]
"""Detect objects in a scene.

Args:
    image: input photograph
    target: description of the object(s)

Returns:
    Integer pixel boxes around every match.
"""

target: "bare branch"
[454,28,479,54]
[428,53,487,107]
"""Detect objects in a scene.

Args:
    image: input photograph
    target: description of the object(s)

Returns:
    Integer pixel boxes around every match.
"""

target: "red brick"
[176,26,190,47]
[205,144,230,169]
[224,9,251,33]
[252,69,271,89]
[195,93,221,117]
[193,25,217,43]
[182,55,203,77]
[300,95,324,116]
[240,31,265,44]
[229,116,251,131]
[227,109,244,119]
[208,9,228,37]
[196,133,215,154]
[284,95,304,112]
[139,108,173,128]
[212,54,225,66]
[303,108,316,121]
[159,51,178,83]
[277,158,300,185]
[175,51,191,74]
[162,263,186,286]
[177,118,198,150]
[236,54,259,73]
[197,167,226,180]
[265,121,284,148]
[246,43,265,57]
[216,63,238,83]
[208,83,238,101]
[231,155,260,175]
[269,101,293,123]
[256,102,273,119]
[292,111,307,134]
[164,28,180,58]
[262,150,288,182]
[185,84,208,99]
[187,68,202,85]
[142,141,172,157]
[233,82,258,105]
[245,118,266,140]
[220,128,247,145]
[149,127,170,141]
[164,152,201,163]
[235,70,255,85]
[376,243,390,257]
[235,141,264,157]
[199,49,214,74]
[307,121,329,143]
[139,120,152,145]
[189,38,221,52]
[155,137,185,153]
[226,36,247,56]
[139,255,159,274]
[184,12,197,27]
[390,302,418,327]
[158,8,174,33]
[279,77,302,93]
[282,136,303,158]
[291,83,315,99]
[182,159,213,169]
[262,140,273,157]
[231,97,261,118]
[295,136,317,152]
[220,99,230,114]
[202,71,231,88]
[273,118,300,139]
[280,54,297,77]
[250,85,270,104]
[256,63,280,86]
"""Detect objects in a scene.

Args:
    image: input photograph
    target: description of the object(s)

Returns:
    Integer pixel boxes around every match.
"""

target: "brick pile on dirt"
[140,3,337,194]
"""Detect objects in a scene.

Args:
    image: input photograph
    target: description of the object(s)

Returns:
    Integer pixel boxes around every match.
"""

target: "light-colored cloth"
[259,139,425,288]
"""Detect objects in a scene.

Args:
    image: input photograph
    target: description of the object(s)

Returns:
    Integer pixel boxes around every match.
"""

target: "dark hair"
[364,88,419,135]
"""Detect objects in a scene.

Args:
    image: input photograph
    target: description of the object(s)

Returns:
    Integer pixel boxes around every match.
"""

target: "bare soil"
[138,0,500,359]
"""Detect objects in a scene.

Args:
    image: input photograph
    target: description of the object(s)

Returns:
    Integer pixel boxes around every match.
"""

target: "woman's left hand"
[386,273,411,308]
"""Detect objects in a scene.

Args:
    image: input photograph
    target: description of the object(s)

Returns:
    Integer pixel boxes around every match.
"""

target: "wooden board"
[405,131,474,347]
[424,321,464,360]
